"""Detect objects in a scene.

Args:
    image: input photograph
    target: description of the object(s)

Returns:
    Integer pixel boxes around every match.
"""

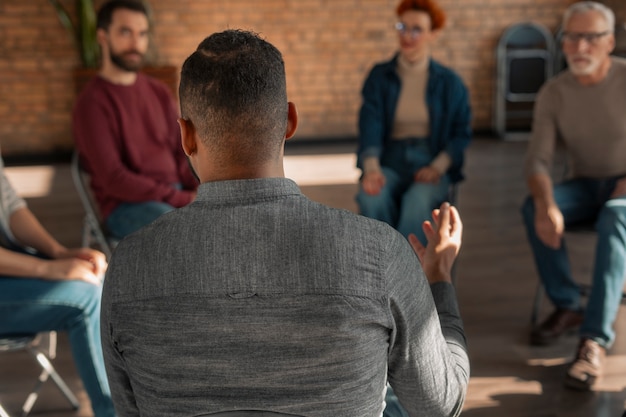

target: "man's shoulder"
[429,59,459,78]
[117,196,403,251]
[535,69,572,98]
[610,56,626,78]
[427,59,468,99]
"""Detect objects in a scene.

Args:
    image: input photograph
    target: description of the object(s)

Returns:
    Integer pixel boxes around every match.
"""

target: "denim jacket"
[357,55,472,183]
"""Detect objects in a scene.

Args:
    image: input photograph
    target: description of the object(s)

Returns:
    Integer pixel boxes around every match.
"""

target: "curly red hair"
[396,0,446,30]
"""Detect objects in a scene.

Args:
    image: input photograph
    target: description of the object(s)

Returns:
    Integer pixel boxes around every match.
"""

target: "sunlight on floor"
[4,165,55,198]
[464,376,543,410]
[463,355,626,412]
[283,153,360,186]
[526,356,570,367]
[5,153,360,199]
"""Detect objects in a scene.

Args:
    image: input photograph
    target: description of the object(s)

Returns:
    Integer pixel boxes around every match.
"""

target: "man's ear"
[178,117,197,157]
[285,102,298,140]
[96,28,107,48]
[608,33,616,54]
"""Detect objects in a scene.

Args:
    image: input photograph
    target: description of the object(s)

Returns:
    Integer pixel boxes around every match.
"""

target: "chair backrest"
[70,151,114,258]
[494,21,556,138]
[0,335,36,352]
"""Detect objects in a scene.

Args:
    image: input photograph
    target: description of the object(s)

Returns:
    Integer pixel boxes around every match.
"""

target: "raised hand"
[408,202,462,284]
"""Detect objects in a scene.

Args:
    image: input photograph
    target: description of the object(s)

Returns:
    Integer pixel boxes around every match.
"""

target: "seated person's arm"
[524,84,562,249]
[528,172,563,250]
[387,203,469,416]
[360,157,386,195]
[9,206,66,258]
[418,77,471,184]
[442,76,472,170]
[74,100,195,208]
[0,207,106,284]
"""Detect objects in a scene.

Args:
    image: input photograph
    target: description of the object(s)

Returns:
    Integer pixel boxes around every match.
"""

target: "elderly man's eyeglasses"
[395,22,424,39]
[562,31,611,45]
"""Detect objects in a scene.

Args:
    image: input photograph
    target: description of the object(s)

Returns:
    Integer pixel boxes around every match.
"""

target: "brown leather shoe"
[564,338,605,391]
[530,308,583,346]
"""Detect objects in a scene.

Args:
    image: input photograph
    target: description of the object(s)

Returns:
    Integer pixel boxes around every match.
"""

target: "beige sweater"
[392,55,430,139]
[525,57,626,179]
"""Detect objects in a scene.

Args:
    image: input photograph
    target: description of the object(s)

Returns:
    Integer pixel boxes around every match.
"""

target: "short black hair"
[179,30,288,163]
[97,0,149,30]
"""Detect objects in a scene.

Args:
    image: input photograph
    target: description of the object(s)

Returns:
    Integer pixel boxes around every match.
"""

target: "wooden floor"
[2,136,626,416]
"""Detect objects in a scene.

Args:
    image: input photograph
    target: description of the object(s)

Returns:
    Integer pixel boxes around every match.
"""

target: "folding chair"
[70,151,116,259]
[0,332,79,416]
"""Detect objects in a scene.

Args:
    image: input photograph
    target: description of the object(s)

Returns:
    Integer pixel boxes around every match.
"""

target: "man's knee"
[357,188,392,208]
[597,199,626,232]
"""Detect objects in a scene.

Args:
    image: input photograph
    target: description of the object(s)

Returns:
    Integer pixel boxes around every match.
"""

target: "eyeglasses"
[561,31,611,45]
[395,22,425,39]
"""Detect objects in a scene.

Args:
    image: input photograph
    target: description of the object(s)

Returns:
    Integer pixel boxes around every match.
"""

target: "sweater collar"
[195,177,302,204]
[397,54,429,74]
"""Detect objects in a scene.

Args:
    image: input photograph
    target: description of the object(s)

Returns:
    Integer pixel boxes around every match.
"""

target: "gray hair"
[563,2,615,33]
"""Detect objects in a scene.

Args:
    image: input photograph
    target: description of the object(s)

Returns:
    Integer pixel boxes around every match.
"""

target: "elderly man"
[522,1,626,391]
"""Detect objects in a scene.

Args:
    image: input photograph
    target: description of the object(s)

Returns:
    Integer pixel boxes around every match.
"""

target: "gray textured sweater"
[101,178,469,417]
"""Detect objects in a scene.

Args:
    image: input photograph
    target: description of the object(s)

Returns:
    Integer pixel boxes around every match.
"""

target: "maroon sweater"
[73,74,198,219]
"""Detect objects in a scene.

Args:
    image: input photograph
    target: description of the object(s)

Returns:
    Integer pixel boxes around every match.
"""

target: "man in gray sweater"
[522,1,626,391]
[101,29,469,417]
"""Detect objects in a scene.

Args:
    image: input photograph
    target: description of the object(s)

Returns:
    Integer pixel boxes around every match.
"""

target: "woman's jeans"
[521,177,626,348]
[357,140,451,244]
[106,201,174,239]
[0,276,115,417]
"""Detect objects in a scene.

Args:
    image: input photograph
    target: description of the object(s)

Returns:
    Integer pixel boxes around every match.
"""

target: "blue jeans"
[383,385,409,417]
[0,277,115,417]
[521,177,626,348]
[106,201,174,239]
[357,140,451,244]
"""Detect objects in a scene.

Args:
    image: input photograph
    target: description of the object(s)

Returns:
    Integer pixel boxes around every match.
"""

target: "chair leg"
[21,347,79,417]
[81,216,92,249]
[531,283,544,326]
[20,364,47,417]
[0,403,11,417]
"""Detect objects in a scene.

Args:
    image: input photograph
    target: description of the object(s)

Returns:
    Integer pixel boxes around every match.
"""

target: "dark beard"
[110,51,144,72]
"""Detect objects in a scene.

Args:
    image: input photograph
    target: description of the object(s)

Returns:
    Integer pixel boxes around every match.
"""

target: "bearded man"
[73,0,198,240]
[522,1,626,392]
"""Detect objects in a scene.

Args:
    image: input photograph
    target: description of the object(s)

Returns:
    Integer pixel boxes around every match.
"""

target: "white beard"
[566,55,601,76]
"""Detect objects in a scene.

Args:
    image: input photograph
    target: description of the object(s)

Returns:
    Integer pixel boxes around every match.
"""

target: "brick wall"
[1,0,623,155]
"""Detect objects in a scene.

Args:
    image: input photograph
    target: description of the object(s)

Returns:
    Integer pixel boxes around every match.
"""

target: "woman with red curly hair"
[356,0,472,248]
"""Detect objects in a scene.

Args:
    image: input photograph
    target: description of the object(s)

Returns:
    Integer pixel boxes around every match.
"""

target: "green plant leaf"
[48,0,98,68]
[48,0,76,40]
[78,0,98,67]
